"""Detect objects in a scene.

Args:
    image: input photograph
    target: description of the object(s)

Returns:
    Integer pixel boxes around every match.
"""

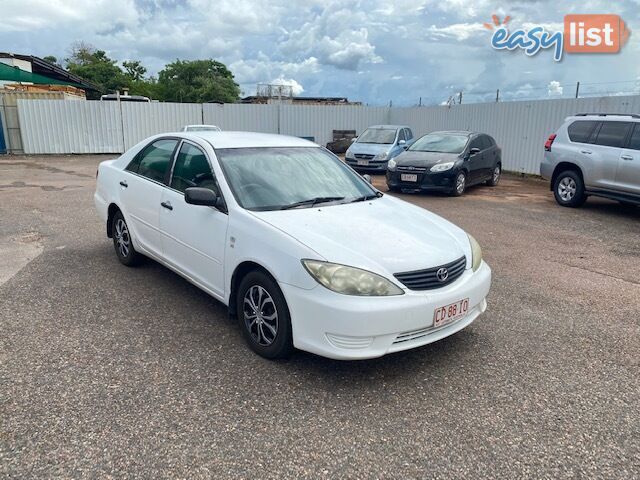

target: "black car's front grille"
[354,153,374,159]
[394,256,466,290]
[397,165,428,172]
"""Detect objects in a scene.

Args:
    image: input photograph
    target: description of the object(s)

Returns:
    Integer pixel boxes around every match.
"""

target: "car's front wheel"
[450,171,466,196]
[553,170,586,207]
[237,271,294,359]
[112,211,142,266]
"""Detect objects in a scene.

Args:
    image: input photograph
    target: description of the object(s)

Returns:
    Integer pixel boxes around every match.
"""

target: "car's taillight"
[544,134,557,152]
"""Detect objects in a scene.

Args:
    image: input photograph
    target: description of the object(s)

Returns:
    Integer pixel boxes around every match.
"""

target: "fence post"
[575,82,580,99]
[458,91,463,104]
[496,89,500,102]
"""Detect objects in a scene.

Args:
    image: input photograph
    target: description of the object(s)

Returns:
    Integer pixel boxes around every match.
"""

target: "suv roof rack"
[574,113,640,118]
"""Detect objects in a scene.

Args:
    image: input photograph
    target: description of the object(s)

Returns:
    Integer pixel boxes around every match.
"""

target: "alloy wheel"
[243,285,279,346]
[456,173,466,194]
[558,176,577,202]
[114,218,130,258]
[493,166,501,184]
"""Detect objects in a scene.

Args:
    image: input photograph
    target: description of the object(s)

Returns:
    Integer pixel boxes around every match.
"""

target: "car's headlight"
[302,260,404,296]
[374,151,388,160]
[468,234,482,272]
[345,149,354,159]
[388,158,397,170]
[430,162,455,172]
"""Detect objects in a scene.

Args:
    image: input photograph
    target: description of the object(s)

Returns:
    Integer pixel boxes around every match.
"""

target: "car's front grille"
[397,166,428,172]
[394,256,466,290]
[354,153,374,159]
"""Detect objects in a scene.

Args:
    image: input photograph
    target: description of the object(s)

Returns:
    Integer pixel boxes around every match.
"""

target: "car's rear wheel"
[486,164,501,186]
[236,271,293,359]
[450,171,466,196]
[112,211,142,266]
[553,170,586,207]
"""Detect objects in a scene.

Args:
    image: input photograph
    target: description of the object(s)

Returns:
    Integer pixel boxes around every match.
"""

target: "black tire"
[111,210,142,266]
[619,201,638,208]
[236,270,294,359]
[553,170,587,207]
[486,164,501,186]
[450,171,466,196]
[387,184,401,193]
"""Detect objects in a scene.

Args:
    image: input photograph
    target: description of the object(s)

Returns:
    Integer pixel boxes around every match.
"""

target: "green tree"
[122,60,147,81]
[157,59,240,103]
[65,42,129,99]
[43,55,59,66]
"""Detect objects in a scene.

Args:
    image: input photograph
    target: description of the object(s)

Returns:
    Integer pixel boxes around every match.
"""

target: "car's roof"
[178,131,318,149]
[366,125,410,130]
[565,113,640,122]
[429,130,476,136]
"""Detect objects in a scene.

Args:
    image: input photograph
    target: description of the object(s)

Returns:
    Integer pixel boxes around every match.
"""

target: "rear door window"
[397,129,406,142]
[567,121,598,144]
[405,128,413,140]
[594,122,632,148]
[128,139,179,183]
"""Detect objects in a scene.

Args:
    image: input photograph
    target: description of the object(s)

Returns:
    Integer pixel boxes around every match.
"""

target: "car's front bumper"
[345,157,389,172]
[386,169,457,192]
[280,261,491,360]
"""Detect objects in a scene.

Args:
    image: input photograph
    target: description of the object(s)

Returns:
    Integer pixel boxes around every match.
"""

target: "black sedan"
[386,131,502,196]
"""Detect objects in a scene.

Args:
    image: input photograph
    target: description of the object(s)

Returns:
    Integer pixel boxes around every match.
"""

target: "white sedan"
[94,132,491,360]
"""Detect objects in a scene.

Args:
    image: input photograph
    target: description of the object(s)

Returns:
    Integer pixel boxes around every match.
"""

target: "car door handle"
[119,180,128,188]
[160,201,173,211]
[621,154,634,161]
[580,150,592,155]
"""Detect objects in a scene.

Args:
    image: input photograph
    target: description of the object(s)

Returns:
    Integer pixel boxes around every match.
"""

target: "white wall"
[15,95,640,174]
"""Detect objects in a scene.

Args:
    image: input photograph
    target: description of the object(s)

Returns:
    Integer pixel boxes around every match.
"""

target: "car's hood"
[250,195,471,278]
[348,142,393,155]
[396,150,460,167]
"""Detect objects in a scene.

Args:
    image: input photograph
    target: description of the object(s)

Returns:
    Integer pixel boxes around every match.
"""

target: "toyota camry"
[94,132,492,360]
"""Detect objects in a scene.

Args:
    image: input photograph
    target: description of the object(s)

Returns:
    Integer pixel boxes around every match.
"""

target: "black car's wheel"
[387,184,401,193]
[486,164,501,186]
[237,270,294,359]
[450,171,466,196]
[619,201,638,208]
[553,170,587,207]
[112,211,142,266]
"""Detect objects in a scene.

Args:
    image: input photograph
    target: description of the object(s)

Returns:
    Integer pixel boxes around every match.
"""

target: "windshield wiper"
[279,196,346,210]
[349,192,383,203]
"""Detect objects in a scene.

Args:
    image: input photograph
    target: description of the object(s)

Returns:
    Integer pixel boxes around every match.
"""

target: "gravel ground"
[1,155,638,479]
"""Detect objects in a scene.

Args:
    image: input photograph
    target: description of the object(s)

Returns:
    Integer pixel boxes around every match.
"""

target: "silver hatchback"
[540,113,640,207]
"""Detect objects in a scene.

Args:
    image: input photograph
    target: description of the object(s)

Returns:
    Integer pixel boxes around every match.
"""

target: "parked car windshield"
[357,128,397,144]
[409,133,469,153]
[216,147,377,211]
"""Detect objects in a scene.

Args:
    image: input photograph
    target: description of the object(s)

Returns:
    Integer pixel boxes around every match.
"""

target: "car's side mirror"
[469,147,481,156]
[398,139,406,145]
[185,187,222,209]
[350,137,357,143]
[362,174,372,184]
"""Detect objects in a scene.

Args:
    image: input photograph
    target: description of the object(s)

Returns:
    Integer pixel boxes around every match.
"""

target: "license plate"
[433,298,469,328]
[357,159,369,166]
[401,173,418,182]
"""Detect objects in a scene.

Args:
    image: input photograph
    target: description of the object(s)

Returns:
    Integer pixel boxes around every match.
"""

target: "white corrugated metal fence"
[14,95,640,174]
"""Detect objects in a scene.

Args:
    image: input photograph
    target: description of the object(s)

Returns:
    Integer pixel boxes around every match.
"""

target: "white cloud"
[270,76,304,96]
[548,80,563,96]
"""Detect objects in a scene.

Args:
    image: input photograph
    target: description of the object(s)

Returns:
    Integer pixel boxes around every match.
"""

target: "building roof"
[0,53,100,91]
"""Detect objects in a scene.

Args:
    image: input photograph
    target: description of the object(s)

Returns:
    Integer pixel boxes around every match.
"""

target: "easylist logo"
[488,14,631,61]
[564,14,630,53]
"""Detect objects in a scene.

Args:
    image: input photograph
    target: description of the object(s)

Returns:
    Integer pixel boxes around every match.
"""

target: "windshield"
[409,133,469,153]
[216,147,377,211]
[357,128,397,144]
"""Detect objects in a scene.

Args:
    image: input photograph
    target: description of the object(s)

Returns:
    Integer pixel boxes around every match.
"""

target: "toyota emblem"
[436,267,449,282]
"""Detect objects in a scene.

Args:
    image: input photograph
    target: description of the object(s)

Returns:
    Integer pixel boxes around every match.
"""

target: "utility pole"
[419,97,422,107]
[496,89,500,102]
[458,91,463,104]
[575,82,580,99]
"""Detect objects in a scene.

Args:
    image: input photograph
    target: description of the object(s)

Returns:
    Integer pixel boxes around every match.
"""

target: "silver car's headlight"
[374,151,388,160]
[302,260,404,296]
[468,234,482,272]
[430,162,455,172]
[345,149,355,159]
[388,158,397,170]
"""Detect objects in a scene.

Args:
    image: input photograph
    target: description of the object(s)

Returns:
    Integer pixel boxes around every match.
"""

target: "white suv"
[540,114,640,207]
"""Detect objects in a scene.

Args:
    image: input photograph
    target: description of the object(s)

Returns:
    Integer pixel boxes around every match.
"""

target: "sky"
[1,0,639,105]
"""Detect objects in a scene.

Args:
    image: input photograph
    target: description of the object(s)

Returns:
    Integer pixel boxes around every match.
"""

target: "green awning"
[0,62,85,88]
